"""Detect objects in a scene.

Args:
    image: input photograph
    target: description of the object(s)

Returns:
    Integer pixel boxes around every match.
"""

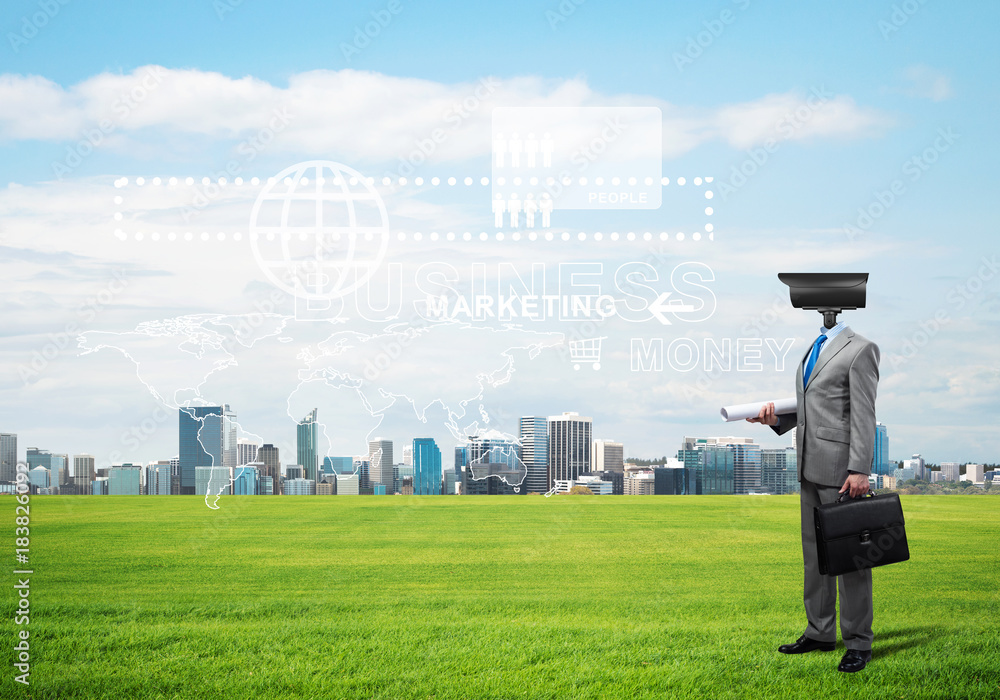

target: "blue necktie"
[803,333,828,387]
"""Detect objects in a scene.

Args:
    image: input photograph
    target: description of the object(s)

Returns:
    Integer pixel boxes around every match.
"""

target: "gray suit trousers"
[800,478,874,650]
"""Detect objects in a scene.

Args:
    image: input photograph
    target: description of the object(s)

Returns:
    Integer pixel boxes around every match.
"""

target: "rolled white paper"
[720,397,797,422]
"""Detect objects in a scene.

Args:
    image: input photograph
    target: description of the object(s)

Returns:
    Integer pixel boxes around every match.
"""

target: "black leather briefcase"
[814,491,910,576]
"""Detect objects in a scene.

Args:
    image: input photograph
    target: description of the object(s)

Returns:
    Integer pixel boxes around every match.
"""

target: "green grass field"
[4,494,999,699]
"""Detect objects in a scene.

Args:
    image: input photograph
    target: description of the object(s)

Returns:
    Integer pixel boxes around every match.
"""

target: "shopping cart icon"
[568,337,607,370]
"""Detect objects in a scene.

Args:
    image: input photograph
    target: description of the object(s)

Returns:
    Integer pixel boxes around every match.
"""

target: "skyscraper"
[74,454,95,494]
[0,433,16,483]
[458,432,524,493]
[519,416,549,494]
[108,465,142,495]
[178,405,236,494]
[257,444,280,495]
[297,408,318,482]
[368,438,393,491]
[677,439,736,495]
[237,438,260,467]
[872,422,890,475]
[712,437,761,494]
[323,456,354,474]
[547,412,592,491]
[145,461,172,495]
[761,447,798,495]
[592,440,624,473]
[412,438,442,495]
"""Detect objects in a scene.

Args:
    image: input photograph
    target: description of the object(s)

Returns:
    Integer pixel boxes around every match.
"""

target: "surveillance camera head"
[778,272,868,328]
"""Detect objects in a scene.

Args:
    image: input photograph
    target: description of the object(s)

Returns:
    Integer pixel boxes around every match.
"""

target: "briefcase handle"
[836,489,876,503]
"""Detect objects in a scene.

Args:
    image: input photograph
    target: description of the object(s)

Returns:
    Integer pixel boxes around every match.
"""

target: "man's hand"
[746,401,778,426]
[839,472,870,499]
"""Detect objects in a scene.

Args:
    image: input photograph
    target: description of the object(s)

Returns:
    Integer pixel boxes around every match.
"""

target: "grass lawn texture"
[5,494,998,699]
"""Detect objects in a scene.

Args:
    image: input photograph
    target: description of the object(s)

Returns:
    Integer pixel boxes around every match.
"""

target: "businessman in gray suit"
[748,320,880,673]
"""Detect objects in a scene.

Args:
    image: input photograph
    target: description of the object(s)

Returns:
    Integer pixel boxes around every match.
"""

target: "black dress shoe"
[778,635,836,654]
[838,649,872,673]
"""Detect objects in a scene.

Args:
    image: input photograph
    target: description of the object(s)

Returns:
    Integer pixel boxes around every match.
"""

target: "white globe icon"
[249,160,390,300]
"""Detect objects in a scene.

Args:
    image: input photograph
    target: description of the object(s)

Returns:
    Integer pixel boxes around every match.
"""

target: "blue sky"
[1,0,997,467]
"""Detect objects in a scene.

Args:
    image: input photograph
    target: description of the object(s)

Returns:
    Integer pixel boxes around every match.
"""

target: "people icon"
[508,193,521,228]
[539,193,553,228]
[524,193,538,228]
[541,132,554,168]
[525,133,539,168]
[492,193,506,228]
[493,132,506,168]
[509,132,523,168]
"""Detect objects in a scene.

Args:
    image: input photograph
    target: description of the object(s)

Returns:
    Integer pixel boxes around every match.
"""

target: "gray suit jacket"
[772,326,880,487]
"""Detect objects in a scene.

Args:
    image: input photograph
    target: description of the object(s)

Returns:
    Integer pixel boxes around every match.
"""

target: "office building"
[92,478,108,495]
[462,461,524,495]
[761,447,798,495]
[459,432,524,493]
[413,438,442,495]
[592,440,624,473]
[553,474,614,495]
[901,454,926,481]
[146,461,172,495]
[403,446,413,466]
[0,433,16,483]
[257,444,280,495]
[232,465,258,495]
[249,462,273,495]
[29,466,51,491]
[939,462,961,482]
[707,437,761,494]
[967,464,985,484]
[624,471,656,495]
[368,438,393,491]
[872,422,890,475]
[893,466,916,484]
[547,412,592,491]
[285,465,304,480]
[677,440,735,495]
[178,405,237,494]
[519,416,549,494]
[337,473,360,495]
[108,465,142,495]
[653,465,687,495]
[284,478,316,495]
[590,470,624,495]
[27,447,61,471]
[195,466,232,496]
[297,408,319,482]
[324,456,354,474]
[316,479,335,495]
[72,454,95,492]
[237,439,260,466]
[443,469,458,495]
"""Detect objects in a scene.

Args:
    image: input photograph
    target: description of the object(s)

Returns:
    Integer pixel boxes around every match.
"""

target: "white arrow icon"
[648,292,696,325]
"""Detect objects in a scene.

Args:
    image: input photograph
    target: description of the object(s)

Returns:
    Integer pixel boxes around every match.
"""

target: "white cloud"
[0,66,892,164]
[901,65,953,102]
